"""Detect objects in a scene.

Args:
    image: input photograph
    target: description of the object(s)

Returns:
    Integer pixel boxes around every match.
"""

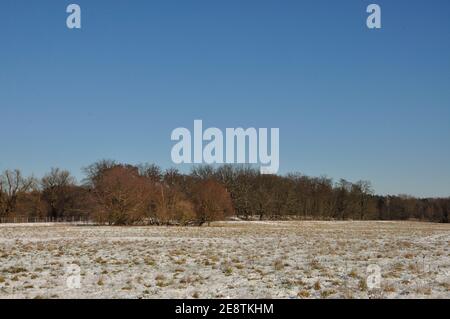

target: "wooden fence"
[0,216,94,224]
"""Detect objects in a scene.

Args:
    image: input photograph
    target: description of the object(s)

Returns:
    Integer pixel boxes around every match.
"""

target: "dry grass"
[0,221,448,299]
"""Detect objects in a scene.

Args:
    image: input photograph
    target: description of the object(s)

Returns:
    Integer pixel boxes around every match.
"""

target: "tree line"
[0,161,448,225]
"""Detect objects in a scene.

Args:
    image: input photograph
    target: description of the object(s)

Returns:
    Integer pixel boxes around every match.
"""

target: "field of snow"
[0,221,449,299]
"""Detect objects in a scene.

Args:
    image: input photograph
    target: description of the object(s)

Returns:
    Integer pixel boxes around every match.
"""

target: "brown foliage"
[190,179,233,225]
[91,165,155,225]
[0,169,36,217]
[1,162,449,225]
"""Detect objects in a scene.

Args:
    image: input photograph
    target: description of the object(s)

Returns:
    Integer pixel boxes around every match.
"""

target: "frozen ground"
[0,221,449,299]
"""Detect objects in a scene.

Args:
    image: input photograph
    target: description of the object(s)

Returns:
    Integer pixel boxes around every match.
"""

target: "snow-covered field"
[0,221,449,299]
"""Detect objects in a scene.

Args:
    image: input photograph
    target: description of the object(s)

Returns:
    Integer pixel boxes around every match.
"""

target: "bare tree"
[41,168,78,219]
[354,180,374,220]
[91,165,155,225]
[191,179,233,225]
[82,159,117,187]
[138,163,162,183]
[0,169,35,216]
[3,161,449,224]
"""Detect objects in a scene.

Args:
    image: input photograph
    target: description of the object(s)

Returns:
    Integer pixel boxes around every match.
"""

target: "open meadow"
[0,221,449,299]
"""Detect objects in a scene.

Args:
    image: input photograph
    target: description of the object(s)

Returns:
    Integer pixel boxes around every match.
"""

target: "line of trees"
[0,161,448,225]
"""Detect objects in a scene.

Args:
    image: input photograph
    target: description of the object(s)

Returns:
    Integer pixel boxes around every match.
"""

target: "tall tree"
[41,168,78,218]
[0,169,35,216]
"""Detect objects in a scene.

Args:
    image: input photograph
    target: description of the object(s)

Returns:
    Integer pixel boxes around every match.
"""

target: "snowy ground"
[0,221,449,299]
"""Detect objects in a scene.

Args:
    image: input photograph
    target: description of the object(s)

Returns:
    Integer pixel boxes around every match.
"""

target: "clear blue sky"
[1,0,449,197]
